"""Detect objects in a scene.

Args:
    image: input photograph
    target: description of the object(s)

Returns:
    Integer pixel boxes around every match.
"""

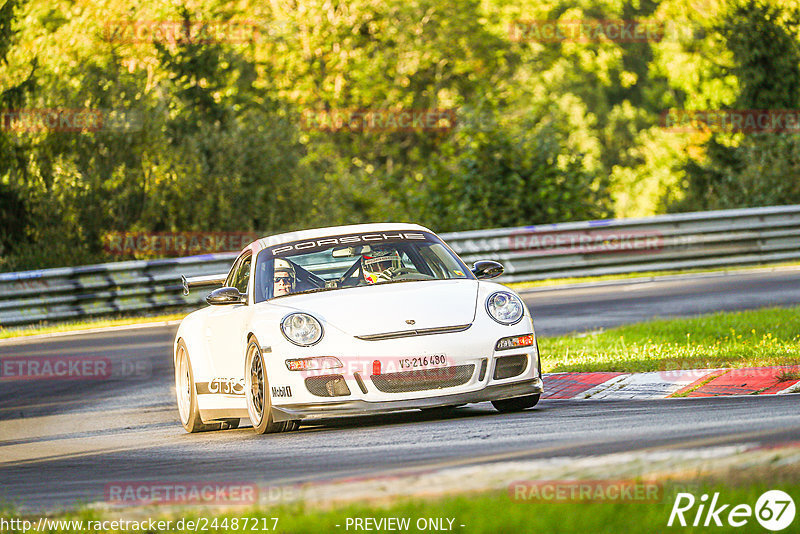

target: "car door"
[204,251,253,381]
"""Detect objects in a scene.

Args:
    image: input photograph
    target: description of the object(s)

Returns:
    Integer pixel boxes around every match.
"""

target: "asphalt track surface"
[2,268,800,513]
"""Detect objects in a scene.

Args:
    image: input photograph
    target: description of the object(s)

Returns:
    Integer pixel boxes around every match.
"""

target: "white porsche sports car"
[174,223,543,433]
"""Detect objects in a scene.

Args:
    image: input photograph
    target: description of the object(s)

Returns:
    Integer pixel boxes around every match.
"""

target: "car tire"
[491,394,541,413]
[245,337,285,434]
[175,340,222,433]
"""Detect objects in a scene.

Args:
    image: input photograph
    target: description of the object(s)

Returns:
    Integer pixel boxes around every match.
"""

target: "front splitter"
[271,377,543,421]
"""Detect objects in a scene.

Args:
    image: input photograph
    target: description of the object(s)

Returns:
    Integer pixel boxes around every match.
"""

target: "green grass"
[0,312,188,340]
[539,305,800,373]
[3,479,797,533]
[506,260,800,291]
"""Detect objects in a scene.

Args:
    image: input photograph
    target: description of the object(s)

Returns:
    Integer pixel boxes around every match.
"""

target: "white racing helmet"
[361,249,402,283]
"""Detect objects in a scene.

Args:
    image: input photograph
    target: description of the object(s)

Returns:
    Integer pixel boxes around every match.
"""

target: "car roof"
[254,223,434,251]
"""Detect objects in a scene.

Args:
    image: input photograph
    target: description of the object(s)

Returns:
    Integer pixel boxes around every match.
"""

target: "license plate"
[398,354,448,370]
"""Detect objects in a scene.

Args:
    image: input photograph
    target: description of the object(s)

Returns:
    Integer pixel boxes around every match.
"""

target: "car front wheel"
[245,337,289,434]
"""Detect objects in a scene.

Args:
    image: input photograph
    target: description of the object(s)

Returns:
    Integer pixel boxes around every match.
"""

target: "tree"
[670,0,800,211]
[423,106,611,231]
[0,0,37,269]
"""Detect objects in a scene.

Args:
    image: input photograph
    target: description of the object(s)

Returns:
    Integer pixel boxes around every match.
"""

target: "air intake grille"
[305,375,351,397]
[493,355,528,380]
[371,365,475,393]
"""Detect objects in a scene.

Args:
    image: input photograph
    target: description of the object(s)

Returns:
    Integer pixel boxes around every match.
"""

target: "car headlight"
[486,291,525,325]
[281,313,323,346]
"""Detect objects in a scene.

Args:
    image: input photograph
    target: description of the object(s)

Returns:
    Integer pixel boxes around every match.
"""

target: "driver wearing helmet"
[361,249,402,284]
[273,259,296,296]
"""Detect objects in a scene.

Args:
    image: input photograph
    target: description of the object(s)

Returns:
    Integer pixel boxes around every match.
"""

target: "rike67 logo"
[668,490,795,531]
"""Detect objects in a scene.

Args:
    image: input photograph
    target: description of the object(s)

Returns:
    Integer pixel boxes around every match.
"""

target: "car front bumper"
[269,376,543,421]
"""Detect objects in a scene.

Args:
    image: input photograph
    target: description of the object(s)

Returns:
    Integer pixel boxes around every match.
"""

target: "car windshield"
[254,230,474,302]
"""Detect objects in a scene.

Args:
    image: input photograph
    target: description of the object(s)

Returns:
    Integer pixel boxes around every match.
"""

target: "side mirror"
[206,287,246,305]
[472,260,504,280]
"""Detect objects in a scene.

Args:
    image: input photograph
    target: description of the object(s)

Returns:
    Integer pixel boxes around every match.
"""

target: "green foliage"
[3,0,800,270]
[0,0,20,65]
[670,0,800,212]
[722,0,800,110]
[425,107,611,230]
[0,0,37,267]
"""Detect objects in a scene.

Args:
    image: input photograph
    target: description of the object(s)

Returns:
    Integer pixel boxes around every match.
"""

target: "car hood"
[270,279,480,337]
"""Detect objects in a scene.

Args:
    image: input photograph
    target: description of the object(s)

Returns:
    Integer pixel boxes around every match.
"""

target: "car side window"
[233,255,251,295]
[225,256,242,288]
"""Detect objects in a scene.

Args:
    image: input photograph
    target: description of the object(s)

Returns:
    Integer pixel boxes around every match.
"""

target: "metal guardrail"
[444,204,800,283]
[0,254,236,326]
[2,204,800,326]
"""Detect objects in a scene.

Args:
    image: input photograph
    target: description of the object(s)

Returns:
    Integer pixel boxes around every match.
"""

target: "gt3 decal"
[196,378,246,395]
